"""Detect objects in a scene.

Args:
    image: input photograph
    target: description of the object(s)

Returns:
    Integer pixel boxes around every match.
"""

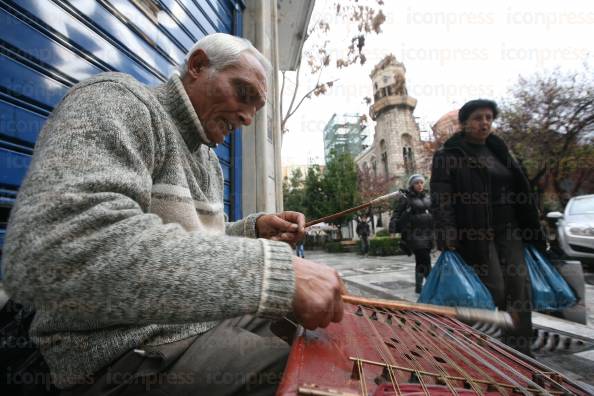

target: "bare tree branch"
[279,0,386,140]
[285,79,340,122]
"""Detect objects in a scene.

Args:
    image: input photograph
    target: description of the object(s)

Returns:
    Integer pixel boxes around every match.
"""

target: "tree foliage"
[357,163,395,216]
[498,68,594,208]
[303,165,325,221]
[282,153,359,227]
[280,0,386,137]
[321,151,360,226]
[282,168,306,214]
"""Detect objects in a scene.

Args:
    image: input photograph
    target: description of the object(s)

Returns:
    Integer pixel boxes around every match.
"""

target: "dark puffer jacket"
[389,189,434,251]
[430,131,546,266]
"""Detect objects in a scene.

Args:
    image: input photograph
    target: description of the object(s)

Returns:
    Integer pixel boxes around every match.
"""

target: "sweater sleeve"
[1,81,295,330]
[430,150,458,250]
[225,213,265,238]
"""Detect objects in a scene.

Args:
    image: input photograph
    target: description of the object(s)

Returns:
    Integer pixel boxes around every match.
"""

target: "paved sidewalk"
[305,249,594,387]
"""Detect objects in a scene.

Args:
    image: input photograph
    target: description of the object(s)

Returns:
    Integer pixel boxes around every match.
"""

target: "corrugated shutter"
[0,0,244,253]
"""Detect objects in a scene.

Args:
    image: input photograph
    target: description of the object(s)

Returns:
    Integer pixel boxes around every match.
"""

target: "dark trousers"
[413,248,432,278]
[360,235,369,254]
[472,232,533,355]
[413,248,432,292]
[61,316,291,396]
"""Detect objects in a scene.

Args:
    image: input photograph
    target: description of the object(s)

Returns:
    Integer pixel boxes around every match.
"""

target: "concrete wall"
[242,0,284,214]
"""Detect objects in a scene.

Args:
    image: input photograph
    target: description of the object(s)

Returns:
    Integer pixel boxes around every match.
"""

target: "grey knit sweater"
[1,72,295,388]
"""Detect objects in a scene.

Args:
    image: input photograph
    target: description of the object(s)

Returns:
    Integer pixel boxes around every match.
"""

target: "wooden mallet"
[342,295,514,328]
[305,191,402,228]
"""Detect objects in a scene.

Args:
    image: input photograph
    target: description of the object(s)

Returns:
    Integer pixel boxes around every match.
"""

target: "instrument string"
[385,309,466,395]
[344,309,374,396]
[421,313,542,396]
[465,330,577,395]
[360,308,402,396]
[356,358,368,396]
[361,306,431,396]
[373,343,402,396]
[394,309,488,395]
[364,306,584,396]
[407,310,508,394]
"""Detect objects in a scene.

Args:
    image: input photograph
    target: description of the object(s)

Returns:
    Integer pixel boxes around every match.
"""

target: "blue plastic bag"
[418,251,495,309]
[524,245,577,311]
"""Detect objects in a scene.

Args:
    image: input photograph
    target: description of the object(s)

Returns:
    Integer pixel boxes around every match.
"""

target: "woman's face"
[412,180,424,192]
[463,108,494,143]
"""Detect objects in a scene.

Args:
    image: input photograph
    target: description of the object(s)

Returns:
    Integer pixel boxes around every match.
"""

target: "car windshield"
[568,197,594,215]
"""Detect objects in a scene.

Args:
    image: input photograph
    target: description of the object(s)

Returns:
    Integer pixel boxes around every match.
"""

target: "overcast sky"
[280,0,594,166]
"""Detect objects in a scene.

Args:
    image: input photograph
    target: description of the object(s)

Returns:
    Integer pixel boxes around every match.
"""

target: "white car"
[547,194,594,264]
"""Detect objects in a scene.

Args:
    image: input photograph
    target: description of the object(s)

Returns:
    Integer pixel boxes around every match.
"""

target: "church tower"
[356,55,424,190]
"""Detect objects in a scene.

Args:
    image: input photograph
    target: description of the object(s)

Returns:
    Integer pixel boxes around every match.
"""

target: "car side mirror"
[546,211,563,220]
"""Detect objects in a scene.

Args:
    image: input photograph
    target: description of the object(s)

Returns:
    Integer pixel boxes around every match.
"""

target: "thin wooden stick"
[342,295,514,329]
[305,191,402,228]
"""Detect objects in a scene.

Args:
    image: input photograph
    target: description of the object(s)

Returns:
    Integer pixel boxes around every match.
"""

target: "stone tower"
[356,55,425,190]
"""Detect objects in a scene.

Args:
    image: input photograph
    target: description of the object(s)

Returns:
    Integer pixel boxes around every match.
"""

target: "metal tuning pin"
[355,306,364,316]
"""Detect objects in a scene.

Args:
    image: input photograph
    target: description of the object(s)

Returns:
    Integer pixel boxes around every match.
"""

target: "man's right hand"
[291,257,345,330]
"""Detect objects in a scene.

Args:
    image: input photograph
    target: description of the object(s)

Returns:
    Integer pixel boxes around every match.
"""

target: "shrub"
[374,229,390,237]
[369,236,402,256]
[325,241,345,253]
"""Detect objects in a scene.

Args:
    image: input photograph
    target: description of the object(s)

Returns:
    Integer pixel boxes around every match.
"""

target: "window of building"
[380,140,388,179]
[401,134,415,173]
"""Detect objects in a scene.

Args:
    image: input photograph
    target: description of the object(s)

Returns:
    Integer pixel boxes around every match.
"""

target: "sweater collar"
[155,75,214,152]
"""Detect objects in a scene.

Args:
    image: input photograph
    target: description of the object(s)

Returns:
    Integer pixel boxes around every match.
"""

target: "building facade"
[355,55,426,192]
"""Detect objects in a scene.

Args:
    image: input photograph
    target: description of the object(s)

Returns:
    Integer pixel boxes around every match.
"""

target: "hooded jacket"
[389,189,433,251]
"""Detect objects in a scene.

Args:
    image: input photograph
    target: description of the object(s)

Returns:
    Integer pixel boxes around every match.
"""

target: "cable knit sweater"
[1,72,295,388]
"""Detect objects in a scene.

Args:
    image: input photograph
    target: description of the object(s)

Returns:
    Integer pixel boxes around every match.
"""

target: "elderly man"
[2,33,344,395]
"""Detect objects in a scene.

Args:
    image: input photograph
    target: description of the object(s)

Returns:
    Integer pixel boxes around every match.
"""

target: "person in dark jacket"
[430,99,546,356]
[356,215,371,255]
[390,175,434,293]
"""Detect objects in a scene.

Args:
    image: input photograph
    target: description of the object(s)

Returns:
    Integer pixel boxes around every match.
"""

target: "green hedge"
[374,229,390,237]
[325,241,346,253]
[369,236,402,256]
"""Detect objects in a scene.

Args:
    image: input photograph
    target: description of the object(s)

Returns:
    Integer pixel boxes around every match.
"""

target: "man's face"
[463,108,494,142]
[184,51,267,144]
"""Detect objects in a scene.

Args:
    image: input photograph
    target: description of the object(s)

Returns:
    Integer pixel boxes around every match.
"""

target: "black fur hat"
[458,99,499,123]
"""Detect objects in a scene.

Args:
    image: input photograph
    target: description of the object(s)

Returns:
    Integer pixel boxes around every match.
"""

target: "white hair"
[179,33,271,78]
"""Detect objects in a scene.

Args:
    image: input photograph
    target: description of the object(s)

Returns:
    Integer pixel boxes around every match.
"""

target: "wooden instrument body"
[277,304,589,396]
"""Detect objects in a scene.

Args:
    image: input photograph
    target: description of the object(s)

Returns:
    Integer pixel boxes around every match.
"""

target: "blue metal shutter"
[0,0,244,252]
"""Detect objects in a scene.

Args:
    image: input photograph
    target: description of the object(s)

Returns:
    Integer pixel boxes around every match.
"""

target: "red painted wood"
[277,304,589,396]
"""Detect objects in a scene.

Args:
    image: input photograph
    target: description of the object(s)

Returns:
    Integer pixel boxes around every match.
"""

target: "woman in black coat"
[390,174,434,293]
[430,99,546,356]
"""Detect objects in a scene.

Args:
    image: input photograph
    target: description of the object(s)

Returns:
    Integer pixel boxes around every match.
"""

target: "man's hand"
[291,257,345,330]
[256,211,305,246]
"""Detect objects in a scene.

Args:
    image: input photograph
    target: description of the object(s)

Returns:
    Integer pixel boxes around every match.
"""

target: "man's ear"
[187,49,210,78]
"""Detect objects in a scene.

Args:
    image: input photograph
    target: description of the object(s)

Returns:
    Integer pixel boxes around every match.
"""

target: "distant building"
[323,113,369,162]
[432,109,461,138]
[355,55,427,191]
